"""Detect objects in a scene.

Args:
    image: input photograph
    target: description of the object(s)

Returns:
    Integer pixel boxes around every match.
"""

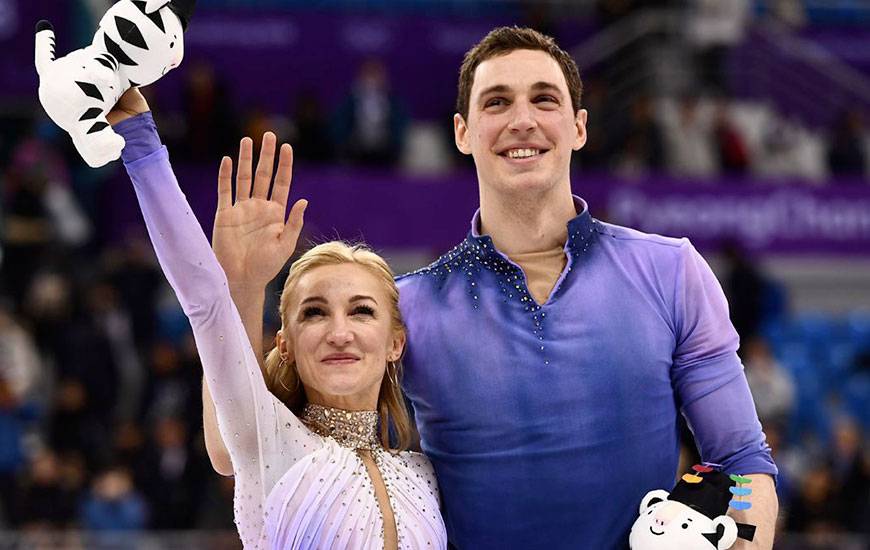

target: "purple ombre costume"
[396,201,777,548]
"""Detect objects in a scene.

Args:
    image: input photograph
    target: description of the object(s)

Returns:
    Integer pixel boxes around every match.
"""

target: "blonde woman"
[108,89,446,549]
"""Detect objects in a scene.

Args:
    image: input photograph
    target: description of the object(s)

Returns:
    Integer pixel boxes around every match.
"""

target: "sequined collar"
[300,403,380,450]
[467,195,598,262]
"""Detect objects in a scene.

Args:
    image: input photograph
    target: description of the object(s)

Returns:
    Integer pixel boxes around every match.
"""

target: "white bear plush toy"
[34,0,195,167]
[629,467,756,550]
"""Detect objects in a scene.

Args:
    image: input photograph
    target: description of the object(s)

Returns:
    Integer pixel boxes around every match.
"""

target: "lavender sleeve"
[117,113,286,544]
[672,242,778,479]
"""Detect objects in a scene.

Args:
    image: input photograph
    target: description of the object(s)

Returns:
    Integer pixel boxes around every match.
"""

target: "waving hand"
[212,133,307,289]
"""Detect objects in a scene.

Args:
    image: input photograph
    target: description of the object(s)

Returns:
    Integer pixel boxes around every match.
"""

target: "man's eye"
[302,306,325,319]
[535,95,558,104]
[485,98,506,108]
[352,305,375,317]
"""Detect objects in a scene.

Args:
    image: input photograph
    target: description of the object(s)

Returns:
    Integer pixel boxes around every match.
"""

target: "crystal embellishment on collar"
[300,403,380,450]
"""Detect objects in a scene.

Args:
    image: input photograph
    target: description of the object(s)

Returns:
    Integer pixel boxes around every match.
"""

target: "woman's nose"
[325,317,353,346]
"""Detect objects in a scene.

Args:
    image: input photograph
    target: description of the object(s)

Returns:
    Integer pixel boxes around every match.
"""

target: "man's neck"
[478,183,577,256]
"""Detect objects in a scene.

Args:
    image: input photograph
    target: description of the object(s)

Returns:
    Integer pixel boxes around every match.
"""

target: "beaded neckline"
[300,403,380,450]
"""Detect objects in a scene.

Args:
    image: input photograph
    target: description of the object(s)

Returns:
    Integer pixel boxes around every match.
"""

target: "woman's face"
[279,263,404,410]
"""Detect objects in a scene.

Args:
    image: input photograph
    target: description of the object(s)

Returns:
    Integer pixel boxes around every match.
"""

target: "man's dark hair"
[456,26,583,120]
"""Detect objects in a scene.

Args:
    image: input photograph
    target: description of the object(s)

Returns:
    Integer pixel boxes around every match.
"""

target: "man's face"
[455,49,587,198]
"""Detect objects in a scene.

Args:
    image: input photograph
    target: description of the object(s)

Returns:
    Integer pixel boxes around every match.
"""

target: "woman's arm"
[205,132,306,473]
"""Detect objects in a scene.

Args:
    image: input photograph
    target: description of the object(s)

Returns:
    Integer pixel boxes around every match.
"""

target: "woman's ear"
[277,329,294,364]
[387,329,406,363]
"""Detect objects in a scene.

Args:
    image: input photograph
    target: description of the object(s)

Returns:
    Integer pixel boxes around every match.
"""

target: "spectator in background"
[290,90,333,163]
[139,337,201,426]
[786,460,843,533]
[80,465,148,531]
[1,137,89,304]
[713,102,750,174]
[743,336,796,428]
[12,450,81,529]
[135,415,205,529]
[686,0,750,95]
[829,416,869,533]
[664,96,717,178]
[0,303,42,525]
[332,58,408,166]
[827,110,867,178]
[103,234,162,358]
[613,94,665,176]
[178,62,239,161]
[721,242,767,342]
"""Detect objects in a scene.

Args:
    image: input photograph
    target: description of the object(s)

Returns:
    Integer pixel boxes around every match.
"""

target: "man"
[202,27,777,549]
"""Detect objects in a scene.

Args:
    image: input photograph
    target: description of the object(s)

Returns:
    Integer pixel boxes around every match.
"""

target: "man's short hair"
[456,26,584,120]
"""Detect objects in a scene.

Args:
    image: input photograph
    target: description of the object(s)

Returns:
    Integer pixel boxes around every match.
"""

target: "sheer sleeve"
[117,113,320,547]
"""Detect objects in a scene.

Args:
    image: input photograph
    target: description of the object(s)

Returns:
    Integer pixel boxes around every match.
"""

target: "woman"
[108,90,447,549]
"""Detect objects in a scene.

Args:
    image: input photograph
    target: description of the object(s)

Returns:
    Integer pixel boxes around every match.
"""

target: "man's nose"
[508,100,537,133]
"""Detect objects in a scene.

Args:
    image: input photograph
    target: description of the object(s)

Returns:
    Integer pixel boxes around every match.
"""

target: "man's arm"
[672,242,778,549]
[730,474,777,549]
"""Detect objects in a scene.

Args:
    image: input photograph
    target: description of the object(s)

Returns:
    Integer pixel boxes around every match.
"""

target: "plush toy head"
[34,0,196,167]
[628,468,756,550]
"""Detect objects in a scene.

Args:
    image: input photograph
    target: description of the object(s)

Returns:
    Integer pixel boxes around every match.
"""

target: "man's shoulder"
[395,239,470,290]
[595,220,689,251]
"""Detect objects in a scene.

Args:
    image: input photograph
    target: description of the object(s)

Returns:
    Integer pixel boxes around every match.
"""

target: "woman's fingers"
[252,132,276,200]
[236,137,254,201]
[217,156,233,210]
[279,198,308,254]
[271,143,293,209]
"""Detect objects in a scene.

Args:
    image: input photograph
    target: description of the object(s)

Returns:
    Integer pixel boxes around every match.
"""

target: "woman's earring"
[387,361,400,387]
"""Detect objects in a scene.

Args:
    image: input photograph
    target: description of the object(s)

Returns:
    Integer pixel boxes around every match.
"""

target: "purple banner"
[104,164,870,257]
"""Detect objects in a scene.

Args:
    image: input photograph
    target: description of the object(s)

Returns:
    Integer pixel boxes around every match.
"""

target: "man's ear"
[454,113,472,155]
[572,108,588,151]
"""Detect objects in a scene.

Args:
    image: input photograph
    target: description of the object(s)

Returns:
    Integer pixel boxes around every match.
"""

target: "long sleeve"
[118,114,319,548]
[672,241,778,479]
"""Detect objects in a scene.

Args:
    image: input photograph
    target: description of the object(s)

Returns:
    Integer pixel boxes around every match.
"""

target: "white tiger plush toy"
[34,0,196,167]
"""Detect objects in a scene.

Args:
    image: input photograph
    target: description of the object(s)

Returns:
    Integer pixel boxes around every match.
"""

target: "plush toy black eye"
[681,523,688,529]
[647,510,654,515]
[170,41,175,48]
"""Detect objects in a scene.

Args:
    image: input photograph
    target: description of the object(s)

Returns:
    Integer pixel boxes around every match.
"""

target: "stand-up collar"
[467,195,597,262]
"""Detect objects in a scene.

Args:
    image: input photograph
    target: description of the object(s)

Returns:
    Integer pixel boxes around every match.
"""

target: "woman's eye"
[301,306,325,319]
[352,305,375,317]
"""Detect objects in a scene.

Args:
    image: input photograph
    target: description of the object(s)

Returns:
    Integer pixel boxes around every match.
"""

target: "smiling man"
[392,27,778,549]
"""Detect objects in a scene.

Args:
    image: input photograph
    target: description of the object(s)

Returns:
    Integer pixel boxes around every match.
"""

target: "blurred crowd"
[0,0,867,544]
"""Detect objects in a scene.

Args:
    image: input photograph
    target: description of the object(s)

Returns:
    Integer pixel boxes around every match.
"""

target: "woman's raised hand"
[212,132,307,290]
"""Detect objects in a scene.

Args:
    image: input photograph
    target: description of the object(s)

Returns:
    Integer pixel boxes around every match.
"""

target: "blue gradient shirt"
[396,201,776,549]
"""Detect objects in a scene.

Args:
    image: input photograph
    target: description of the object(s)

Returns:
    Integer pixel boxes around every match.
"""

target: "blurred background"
[0,0,868,548]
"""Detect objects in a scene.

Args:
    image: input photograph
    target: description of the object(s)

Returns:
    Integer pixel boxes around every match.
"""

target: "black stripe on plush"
[114,16,148,49]
[104,34,138,66]
[87,122,110,134]
[79,108,103,121]
[76,81,103,101]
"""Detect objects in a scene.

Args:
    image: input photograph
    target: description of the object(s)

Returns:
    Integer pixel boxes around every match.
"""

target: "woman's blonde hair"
[262,241,413,451]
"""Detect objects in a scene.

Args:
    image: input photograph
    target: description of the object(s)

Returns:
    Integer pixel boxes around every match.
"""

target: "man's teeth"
[507,148,540,159]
